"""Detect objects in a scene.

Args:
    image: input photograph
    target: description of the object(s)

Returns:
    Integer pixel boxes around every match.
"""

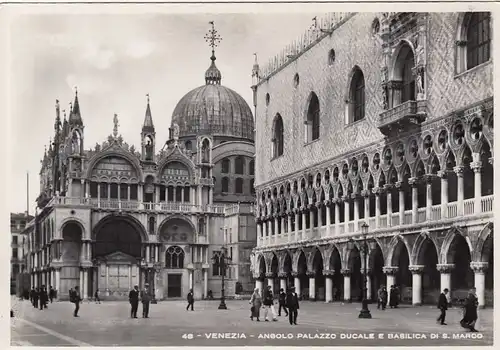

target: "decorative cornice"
[470,261,488,273]
[408,265,425,274]
[436,264,454,273]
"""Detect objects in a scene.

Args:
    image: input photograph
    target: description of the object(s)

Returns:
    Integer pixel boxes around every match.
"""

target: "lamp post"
[357,222,372,319]
[213,246,232,310]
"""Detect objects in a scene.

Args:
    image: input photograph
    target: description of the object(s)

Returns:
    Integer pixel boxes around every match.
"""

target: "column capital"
[423,174,435,184]
[265,272,275,278]
[322,269,335,276]
[350,193,360,200]
[372,187,382,195]
[470,161,483,173]
[437,170,448,179]
[323,199,331,206]
[408,265,425,274]
[341,268,351,276]
[395,181,404,190]
[470,261,488,273]
[341,195,350,202]
[383,184,394,191]
[291,271,299,278]
[436,263,455,273]
[360,189,370,198]
[306,271,316,278]
[277,272,288,279]
[383,266,398,275]
[453,166,465,176]
[408,177,419,186]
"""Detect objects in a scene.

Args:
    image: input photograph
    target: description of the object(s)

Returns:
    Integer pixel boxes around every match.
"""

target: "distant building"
[250,12,493,307]
[25,23,256,300]
[11,213,33,294]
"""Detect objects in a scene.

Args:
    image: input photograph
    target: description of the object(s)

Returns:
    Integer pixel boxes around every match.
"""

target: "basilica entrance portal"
[167,274,182,297]
[93,215,146,299]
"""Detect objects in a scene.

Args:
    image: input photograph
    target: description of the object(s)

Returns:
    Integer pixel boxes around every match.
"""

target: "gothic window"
[165,246,184,269]
[347,67,365,123]
[167,186,174,201]
[100,183,108,198]
[212,252,221,276]
[272,114,284,158]
[467,12,491,70]
[401,50,415,103]
[235,156,245,175]
[221,177,229,193]
[120,184,128,200]
[175,187,182,202]
[305,92,320,142]
[198,218,205,235]
[235,178,243,194]
[221,158,230,173]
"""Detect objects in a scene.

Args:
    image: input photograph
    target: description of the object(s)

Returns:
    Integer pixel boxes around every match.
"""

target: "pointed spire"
[69,86,83,126]
[113,113,119,138]
[142,93,155,132]
[63,109,69,138]
[204,21,222,85]
[54,100,61,136]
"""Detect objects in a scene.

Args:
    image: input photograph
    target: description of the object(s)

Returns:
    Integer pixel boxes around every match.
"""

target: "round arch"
[93,214,148,242]
[158,158,195,179]
[389,39,416,81]
[158,216,196,245]
[60,218,86,238]
[86,151,143,180]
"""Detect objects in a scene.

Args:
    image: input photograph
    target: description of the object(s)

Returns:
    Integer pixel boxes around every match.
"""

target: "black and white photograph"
[7,3,494,347]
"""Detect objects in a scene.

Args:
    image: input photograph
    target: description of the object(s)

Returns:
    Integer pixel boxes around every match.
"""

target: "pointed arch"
[345,65,365,124]
[386,235,412,266]
[440,227,473,264]
[305,92,320,142]
[272,113,284,158]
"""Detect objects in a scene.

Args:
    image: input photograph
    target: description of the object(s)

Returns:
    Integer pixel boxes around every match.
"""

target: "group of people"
[249,286,300,326]
[438,287,479,332]
[128,284,152,318]
[29,285,56,310]
[376,285,401,310]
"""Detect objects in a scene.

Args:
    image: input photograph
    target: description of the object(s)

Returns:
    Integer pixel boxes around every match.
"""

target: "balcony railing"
[256,195,494,247]
[378,100,427,136]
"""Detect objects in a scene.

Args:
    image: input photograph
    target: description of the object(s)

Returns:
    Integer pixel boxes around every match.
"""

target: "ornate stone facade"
[250,12,493,307]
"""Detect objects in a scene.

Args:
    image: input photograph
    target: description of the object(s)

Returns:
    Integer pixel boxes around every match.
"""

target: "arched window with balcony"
[165,246,184,269]
[346,67,365,124]
[235,178,243,194]
[235,156,245,175]
[401,50,415,103]
[305,92,320,142]
[466,12,491,70]
[272,114,284,158]
[221,158,230,173]
[221,177,229,193]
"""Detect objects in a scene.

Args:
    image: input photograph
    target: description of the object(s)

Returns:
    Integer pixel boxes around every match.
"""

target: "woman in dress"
[460,288,479,332]
[249,288,262,321]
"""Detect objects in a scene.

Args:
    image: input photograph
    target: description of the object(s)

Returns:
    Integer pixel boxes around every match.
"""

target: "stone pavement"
[11,296,493,346]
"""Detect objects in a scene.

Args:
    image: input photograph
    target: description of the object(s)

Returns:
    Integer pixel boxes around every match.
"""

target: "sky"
[7,7,317,214]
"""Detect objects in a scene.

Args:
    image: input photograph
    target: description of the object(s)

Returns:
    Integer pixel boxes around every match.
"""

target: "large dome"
[171,53,254,141]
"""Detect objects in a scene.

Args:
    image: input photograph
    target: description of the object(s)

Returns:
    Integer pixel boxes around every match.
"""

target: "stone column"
[256,222,262,241]
[438,171,448,218]
[341,269,351,302]
[409,178,418,224]
[383,266,398,306]
[363,191,370,220]
[79,269,84,290]
[426,176,433,221]
[287,214,292,240]
[307,271,316,300]
[105,265,109,294]
[324,270,334,302]
[268,220,273,244]
[262,221,267,244]
[146,245,150,262]
[83,269,88,299]
[436,264,454,297]
[274,217,279,243]
[128,265,132,290]
[471,262,488,308]
[373,188,381,229]
[107,183,111,200]
[301,210,307,240]
[266,273,275,295]
[317,203,323,227]
[334,200,340,235]
[127,185,131,201]
[255,278,264,293]
[55,268,60,294]
[294,212,299,241]
[343,196,350,231]
[396,182,405,225]
[471,161,482,214]
[384,185,393,226]
[292,272,301,298]
[409,265,424,306]
[325,201,331,236]
[203,269,208,298]
[352,194,359,225]
[189,269,193,290]
[309,208,315,229]
[278,272,287,292]
[454,166,464,215]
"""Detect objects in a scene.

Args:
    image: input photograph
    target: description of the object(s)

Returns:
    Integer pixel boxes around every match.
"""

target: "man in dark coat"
[129,285,140,318]
[186,289,194,311]
[33,288,39,308]
[70,286,82,317]
[285,287,299,325]
[141,284,152,318]
[278,288,288,317]
[460,288,479,332]
[39,286,48,310]
[377,286,387,310]
[29,288,35,306]
[49,286,55,303]
[437,288,449,325]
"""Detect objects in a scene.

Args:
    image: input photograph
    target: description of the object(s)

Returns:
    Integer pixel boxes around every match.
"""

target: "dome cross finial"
[204,21,223,85]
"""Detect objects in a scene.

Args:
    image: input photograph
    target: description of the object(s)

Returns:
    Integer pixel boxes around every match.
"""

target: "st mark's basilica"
[24,23,257,300]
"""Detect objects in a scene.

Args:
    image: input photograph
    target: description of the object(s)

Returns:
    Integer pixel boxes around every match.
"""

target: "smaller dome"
[205,52,221,85]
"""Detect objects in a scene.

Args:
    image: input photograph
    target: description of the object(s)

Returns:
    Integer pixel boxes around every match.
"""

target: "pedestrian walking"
[437,288,449,325]
[263,286,277,322]
[70,286,82,317]
[49,286,55,303]
[285,287,299,325]
[141,284,151,318]
[377,285,387,310]
[460,288,479,332]
[39,286,48,310]
[389,285,397,308]
[94,289,101,304]
[186,289,194,311]
[29,287,35,306]
[33,288,40,309]
[129,285,139,318]
[394,285,400,308]
[278,288,288,317]
[249,288,262,321]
